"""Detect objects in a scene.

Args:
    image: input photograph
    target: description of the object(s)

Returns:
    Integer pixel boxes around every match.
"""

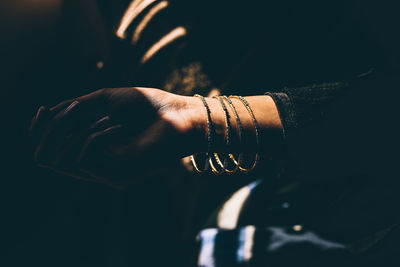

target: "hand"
[30,87,204,187]
[30,87,283,187]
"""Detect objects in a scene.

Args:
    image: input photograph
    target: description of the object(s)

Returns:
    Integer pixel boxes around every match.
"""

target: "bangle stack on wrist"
[190,94,261,175]
[190,94,214,174]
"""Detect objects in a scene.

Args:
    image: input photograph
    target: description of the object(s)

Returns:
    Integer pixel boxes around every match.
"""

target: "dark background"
[1,0,400,266]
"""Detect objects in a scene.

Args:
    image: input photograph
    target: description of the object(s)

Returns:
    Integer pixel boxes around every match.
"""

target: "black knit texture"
[266,81,349,136]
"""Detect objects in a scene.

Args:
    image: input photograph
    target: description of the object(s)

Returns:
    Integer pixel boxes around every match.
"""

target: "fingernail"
[30,106,48,132]
[90,116,110,130]
[64,101,79,115]
[103,124,122,133]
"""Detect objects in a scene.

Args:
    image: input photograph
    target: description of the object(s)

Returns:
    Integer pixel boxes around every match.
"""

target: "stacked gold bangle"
[190,94,214,174]
[190,94,261,175]
[229,96,260,173]
[209,96,237,175]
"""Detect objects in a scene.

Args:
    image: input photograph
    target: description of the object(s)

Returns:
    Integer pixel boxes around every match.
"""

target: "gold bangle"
[221,96,245,173]
[211,96,239,174]
[190,154,208,174]
[229,96,260,173]
[190,94,214,174]
[208,153,225,175]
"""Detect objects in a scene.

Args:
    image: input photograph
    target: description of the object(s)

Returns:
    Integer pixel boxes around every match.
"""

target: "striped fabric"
[196,180,348,267]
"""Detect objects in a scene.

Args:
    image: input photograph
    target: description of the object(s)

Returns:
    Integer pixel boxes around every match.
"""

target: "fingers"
[30,106,52,151]
[76,125,124,181]
[48,89,105,113]
[90,115,111,130]
[33,89,108,163]
[49,99,75,113]
[29,105,49,132]
[77,124,122,165]
[30,100,76,148]
[50,116,113,170]
[30,87,171,186]
[31,115,119,187]
[34,100,80,163]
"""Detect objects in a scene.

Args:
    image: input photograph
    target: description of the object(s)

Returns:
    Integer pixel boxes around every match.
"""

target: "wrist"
[157,93,209,155]
[184,95,249,153]
[167,95,229,154]
[180,95,213,153]
[168,94,284,156]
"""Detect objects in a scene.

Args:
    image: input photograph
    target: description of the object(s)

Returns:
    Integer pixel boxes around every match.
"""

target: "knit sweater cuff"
[264,92,297,140]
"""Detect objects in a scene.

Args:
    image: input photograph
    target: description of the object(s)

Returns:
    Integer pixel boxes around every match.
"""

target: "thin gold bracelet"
[211,96,239,174]
[221,96,244,173]
[229,96,260,173]
[190,154,208,174]
[190,94,214,174]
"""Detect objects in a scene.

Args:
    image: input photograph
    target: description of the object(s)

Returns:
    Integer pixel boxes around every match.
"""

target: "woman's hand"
[30,87,206,187]
[30,86,283,187]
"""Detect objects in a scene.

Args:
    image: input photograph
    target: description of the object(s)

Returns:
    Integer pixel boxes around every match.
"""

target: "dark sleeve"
[263,1,400,181]
[267,69,400,181]
[265,81,351,139]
